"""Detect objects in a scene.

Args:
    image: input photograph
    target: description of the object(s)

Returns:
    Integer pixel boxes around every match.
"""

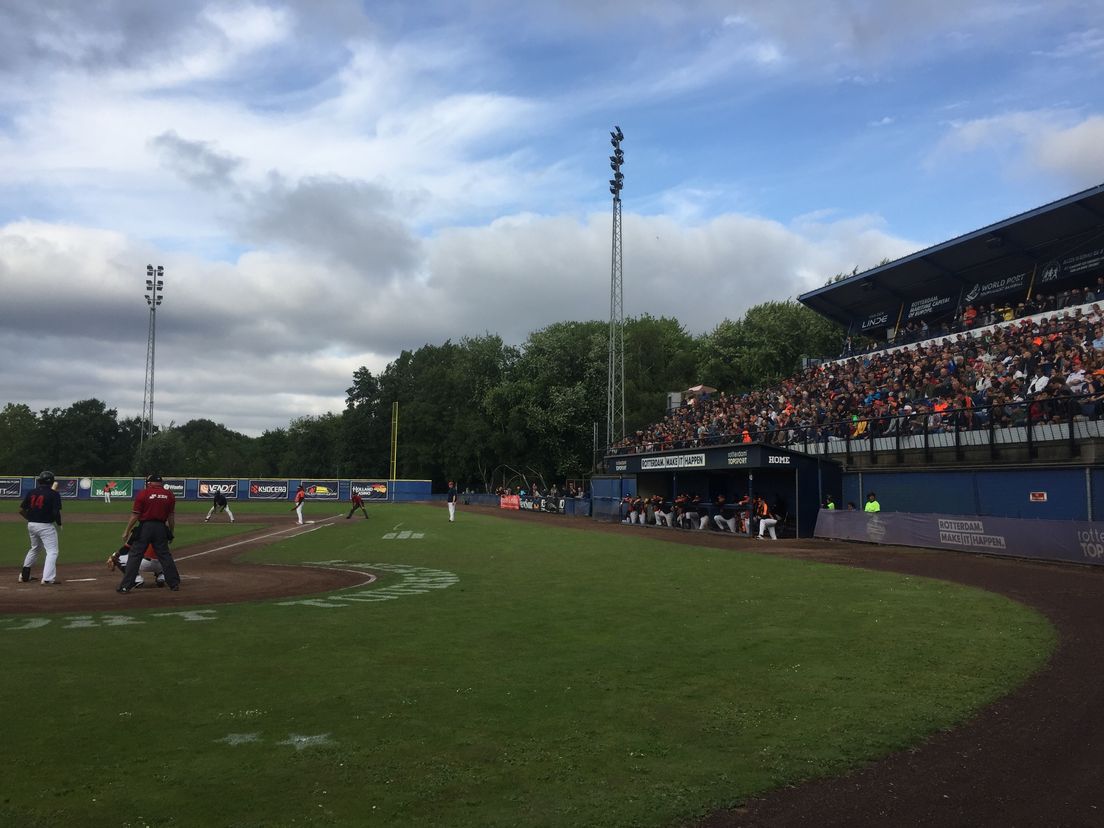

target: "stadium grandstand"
[597,182,1104,556]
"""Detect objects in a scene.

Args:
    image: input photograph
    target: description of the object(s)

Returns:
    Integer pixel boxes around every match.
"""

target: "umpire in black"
[117,474,182,593]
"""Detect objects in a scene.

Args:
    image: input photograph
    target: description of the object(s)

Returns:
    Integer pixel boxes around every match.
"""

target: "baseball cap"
[145,473,163,482]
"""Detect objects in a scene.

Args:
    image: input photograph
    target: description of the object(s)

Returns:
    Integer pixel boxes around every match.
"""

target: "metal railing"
[609,396,1104,464]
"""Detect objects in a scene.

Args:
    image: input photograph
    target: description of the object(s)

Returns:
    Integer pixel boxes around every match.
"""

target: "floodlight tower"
[140,264,164,448]
[606,126,626,450]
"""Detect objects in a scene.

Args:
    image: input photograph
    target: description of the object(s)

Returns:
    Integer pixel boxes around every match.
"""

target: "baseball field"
[0,502,1055,827]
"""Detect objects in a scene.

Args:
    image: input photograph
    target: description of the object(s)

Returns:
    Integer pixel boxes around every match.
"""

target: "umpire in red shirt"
[117,474,182,593]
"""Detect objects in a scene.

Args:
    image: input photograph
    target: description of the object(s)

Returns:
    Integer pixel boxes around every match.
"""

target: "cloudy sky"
[2,0,1103,434]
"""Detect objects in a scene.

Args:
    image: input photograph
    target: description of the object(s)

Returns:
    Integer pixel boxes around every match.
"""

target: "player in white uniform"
[19,470,63,584]
[446,481,458,522]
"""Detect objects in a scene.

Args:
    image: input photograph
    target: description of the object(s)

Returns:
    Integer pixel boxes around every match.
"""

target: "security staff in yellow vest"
[864,492,881,513]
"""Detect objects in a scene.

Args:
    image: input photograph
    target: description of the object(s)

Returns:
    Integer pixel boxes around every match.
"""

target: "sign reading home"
[640,453,706,470]
[249,479,289,500]
[199,479,238,498]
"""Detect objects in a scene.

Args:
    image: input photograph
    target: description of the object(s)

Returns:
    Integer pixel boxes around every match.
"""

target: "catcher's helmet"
[37,470,55,485]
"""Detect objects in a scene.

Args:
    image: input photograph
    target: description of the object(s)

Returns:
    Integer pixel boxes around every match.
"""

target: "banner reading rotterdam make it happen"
[815,509,1104,567]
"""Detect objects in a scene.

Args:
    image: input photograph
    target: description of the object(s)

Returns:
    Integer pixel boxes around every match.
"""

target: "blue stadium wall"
[0,476,431,502]
[844,467,1103,521]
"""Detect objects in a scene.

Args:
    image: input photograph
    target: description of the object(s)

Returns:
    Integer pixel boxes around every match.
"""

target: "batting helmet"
[37,470,55,485]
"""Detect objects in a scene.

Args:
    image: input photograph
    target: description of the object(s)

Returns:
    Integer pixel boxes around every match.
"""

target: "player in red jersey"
[117,474,181,593]
[346,491,368,519]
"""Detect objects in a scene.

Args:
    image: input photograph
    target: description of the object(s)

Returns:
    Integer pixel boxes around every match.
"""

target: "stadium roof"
[798,182,1104,332]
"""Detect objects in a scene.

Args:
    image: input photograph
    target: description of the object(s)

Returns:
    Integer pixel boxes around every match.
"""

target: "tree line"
[0,302,844,490]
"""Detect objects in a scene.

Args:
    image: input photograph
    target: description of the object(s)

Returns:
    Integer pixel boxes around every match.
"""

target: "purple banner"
[815,509,1104,566]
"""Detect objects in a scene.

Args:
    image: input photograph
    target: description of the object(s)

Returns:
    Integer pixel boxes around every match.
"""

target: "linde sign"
[640,453,706,470]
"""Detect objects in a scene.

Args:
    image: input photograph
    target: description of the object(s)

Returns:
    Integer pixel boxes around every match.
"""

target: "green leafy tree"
[0,403,41,472]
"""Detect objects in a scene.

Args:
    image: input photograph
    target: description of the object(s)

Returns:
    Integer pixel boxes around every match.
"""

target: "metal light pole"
[140,265,164,448]
[606,126,626,450]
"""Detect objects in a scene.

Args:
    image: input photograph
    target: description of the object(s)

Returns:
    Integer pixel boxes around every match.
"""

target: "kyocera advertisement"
[351,480,388,499]
[198,479,238,499]
[249,479,289,500]
[302,480,339,499]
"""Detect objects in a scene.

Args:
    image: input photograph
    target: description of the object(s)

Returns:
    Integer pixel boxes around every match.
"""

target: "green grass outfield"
[0,505,1054,827]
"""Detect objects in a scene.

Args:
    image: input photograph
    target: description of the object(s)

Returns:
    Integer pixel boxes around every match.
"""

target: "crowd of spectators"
[494,482,588,498]
[612,294,1104,455]
[843,277,1104,357]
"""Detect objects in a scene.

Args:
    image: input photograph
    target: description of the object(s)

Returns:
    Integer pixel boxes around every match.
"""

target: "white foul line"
[176,517,340,562]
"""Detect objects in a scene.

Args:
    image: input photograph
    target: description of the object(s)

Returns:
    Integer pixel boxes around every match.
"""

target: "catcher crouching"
[108,528,166,588]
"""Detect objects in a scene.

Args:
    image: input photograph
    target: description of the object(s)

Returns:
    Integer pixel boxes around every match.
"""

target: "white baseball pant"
[23,522,60,583]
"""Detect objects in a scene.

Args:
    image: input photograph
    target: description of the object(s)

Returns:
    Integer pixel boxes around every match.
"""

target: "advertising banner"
[905,293,956,321]
[499,495,520,510]
[962,271,1029,304]
[815,509,1104,566]
[302,480,339,499]
[518,496,566,514]
[640,453,706,470]
[162,478,186,497]
[858,308,893,331]
[1040,246,1104,285]
[198,479,238,499]
[248,479,289,500]
[55,478,79,498]
[92,478,134,498]
[351,480,388,499]
[0,477,21,498]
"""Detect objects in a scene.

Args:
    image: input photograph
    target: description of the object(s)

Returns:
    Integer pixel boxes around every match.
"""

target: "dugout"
[599,443,841,537]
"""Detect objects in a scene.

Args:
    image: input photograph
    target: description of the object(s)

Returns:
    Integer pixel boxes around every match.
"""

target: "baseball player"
[108,528,166,588]
[205,490,235,523]
[293,485,306,524]
[103,479,116,504]
[117,474,181,593]
[18,470,63,584]
[446,481,458,522]
[346,491,368,519]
